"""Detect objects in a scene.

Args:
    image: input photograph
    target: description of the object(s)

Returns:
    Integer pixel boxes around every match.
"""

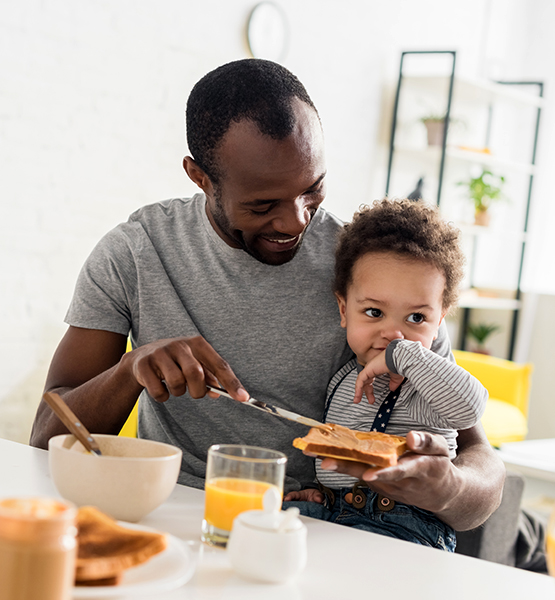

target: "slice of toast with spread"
[293,423,407,467]
[75,506,167,586]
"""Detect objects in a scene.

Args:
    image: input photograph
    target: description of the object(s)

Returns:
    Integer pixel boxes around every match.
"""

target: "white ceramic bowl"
[48,434,182,522]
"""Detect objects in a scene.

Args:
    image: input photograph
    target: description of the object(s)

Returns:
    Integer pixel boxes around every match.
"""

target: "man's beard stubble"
[211,192,306,266]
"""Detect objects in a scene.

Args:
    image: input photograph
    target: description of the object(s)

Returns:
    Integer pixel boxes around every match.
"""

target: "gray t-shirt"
[65,194,353,491]
[65,194,453,492]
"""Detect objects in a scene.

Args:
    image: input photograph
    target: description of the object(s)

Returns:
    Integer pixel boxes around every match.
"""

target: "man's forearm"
[30,355,142,449]
[435,429,505,531]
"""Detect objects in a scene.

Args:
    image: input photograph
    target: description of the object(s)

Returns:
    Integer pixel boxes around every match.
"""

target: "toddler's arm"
[384,339,487,429]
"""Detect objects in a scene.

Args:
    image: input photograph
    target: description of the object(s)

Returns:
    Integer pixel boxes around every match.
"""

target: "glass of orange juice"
[201,445,287,547]
[547,506,555,576]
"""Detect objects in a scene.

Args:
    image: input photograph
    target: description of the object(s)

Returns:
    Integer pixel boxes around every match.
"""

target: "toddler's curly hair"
[334,198,465,310]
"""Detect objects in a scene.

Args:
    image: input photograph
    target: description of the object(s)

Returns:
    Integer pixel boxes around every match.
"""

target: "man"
[30,59,504,532]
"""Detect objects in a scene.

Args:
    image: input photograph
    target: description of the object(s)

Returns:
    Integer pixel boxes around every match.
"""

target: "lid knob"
[262,486,281,514]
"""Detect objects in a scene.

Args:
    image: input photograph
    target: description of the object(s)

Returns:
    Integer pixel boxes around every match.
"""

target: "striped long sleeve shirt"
[316,339,488,490]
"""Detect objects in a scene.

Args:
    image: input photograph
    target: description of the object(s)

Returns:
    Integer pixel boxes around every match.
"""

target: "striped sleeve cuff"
[385,339,405,374]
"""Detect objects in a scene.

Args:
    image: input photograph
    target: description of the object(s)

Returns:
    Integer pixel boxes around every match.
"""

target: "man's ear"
[335,293,348,329]
[183,156,214,195]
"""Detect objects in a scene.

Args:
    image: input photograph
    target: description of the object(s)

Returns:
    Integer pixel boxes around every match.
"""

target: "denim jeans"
[283,486,456,552]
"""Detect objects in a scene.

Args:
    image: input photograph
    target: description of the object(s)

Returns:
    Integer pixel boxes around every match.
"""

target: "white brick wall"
[1,0,550,443]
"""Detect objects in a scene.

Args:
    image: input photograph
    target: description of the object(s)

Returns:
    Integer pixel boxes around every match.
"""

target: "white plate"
[72,523,197,598]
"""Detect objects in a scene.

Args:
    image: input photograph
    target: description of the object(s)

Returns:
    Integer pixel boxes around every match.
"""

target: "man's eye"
[250,206,273,215]
[306,184,324,196]
[407,313,425,324]
[365,308,382,318]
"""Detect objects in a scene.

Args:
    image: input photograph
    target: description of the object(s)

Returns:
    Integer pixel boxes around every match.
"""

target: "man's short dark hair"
[186,59,317,184]
[334,198,465,310]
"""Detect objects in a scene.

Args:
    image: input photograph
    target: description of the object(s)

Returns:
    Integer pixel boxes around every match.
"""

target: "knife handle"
[205,384,235,400]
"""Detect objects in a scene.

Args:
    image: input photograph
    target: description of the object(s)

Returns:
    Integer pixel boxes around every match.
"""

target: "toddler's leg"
[282,500,333,522]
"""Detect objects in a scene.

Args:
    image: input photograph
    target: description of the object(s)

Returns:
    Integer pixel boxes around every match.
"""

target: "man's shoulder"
[128,194,205,225]
[311,205,345,231]
[303,205,345,256]
[94,194,206,257]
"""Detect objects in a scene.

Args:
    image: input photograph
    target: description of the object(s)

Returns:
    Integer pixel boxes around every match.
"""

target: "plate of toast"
[73,506,196,597]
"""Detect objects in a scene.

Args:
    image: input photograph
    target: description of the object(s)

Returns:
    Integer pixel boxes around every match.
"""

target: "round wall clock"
[247,2,290,63]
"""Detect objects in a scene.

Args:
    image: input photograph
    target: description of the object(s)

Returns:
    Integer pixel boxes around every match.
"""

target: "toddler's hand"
[354,351,404,404]
[283,488,324,503]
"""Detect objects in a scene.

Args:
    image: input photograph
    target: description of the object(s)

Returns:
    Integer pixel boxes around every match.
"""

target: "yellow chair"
[452,350,533,447]
[119,339,138,437]
[119,400,138,437]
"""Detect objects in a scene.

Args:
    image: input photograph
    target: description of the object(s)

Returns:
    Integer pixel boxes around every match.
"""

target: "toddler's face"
[336,252,447,366]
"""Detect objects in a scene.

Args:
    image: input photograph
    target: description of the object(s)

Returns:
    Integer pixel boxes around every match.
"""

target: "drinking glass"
[547,506,555,576]
[201,445,287,547]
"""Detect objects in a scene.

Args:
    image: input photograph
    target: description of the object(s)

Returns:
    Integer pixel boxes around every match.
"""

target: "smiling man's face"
[203,99,327,266]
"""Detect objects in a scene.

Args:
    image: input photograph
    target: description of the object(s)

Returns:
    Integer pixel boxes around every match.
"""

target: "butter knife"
[206,384,331,432]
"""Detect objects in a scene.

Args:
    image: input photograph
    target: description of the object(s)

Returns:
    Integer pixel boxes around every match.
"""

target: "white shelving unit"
[385,51,543,359]
[394,145,537,175]
[458,293,521,311]
[403,75,544,108]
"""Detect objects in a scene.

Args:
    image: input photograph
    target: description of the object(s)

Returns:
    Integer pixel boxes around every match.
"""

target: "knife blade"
[206,384,332,432]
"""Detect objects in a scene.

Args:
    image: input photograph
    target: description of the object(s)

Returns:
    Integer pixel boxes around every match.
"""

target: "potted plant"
[420,113,447,147]
[457,169,507,226]
[466,322,501,355]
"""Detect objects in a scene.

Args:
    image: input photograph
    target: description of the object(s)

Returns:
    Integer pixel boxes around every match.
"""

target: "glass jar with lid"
[0,497,77,600]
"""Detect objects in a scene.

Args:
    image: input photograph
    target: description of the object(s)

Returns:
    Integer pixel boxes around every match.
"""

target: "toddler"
[284,198,487,551]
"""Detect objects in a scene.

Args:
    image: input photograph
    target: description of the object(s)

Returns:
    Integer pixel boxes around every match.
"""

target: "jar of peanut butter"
[0,497,77,600]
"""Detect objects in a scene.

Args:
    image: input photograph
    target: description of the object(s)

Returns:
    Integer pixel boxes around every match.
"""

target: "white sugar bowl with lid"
[227,487,307,584]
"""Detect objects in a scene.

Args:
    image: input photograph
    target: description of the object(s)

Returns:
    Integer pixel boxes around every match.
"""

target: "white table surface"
[497,439,555,483]
[1,438,554,599]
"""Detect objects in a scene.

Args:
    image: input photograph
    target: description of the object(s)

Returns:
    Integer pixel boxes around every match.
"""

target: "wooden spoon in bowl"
[42,392,102,456]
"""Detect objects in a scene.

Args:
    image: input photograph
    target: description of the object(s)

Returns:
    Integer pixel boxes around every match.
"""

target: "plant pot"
[474,209,490,227]
[423,120,445,147]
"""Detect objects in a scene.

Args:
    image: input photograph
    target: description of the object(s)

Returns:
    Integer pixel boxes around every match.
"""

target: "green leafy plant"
[419,113,447,124]
[419,113,464,125]
[467,322,501,352]
[457,169,506,213]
